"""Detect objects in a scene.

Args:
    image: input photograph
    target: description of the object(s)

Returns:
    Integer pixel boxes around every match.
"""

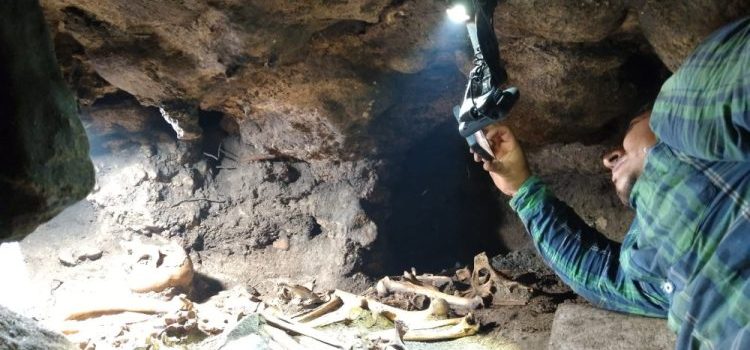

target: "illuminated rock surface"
[0,305,74,350]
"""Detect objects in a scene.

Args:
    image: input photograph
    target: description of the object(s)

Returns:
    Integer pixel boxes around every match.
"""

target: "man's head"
[602,111,657,206]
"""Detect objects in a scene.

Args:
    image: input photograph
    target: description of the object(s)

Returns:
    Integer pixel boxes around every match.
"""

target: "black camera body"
[451,0,519,159]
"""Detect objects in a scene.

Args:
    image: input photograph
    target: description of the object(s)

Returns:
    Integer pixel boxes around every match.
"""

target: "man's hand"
[472,125,531,196]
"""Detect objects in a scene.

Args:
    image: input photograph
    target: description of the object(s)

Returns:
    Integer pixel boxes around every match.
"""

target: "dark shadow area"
[198,109,230,168]
[82,91,176,156]
[371,119,505,274]
[191,272,226,303]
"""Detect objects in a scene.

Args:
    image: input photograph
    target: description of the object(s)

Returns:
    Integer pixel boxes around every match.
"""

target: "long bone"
[294,290,449,328]
[260,309,345,349]
[369,314,480,342]
[401,313,479,341]
[376,277,484,310]
[403,268,453,289]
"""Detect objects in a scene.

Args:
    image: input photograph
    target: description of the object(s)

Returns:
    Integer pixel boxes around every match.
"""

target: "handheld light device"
[448,0,519,160]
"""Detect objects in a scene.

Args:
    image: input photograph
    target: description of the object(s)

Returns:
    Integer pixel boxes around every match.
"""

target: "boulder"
[0,305,74,350]
[496,0,628,43]
[549,304,675,350]
[0,0,94,240]
[500,36,642,143]
[636,0,750,71]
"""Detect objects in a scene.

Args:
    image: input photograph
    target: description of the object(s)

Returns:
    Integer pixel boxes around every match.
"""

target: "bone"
[122,240,194,293]
[296,334,344,350]
[300,300,357,328]
[296,290,449,329]
[293,296,344,322]
[401,314,479,341]
[57,311,154,335]
[260,309,345,349]
[470,252,531,306]
[263,324,306,350]
[376,277,483,310]
[402,268,452,290]
[368,314,479,342]
[63,294,190,321]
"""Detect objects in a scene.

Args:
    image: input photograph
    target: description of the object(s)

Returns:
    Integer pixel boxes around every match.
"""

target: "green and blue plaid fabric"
[510,17,750,349]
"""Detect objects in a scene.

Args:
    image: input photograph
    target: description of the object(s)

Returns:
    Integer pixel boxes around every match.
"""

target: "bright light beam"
[446,4,470,23]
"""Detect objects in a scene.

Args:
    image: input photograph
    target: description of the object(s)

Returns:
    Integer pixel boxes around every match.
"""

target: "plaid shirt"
[510,17,750,349]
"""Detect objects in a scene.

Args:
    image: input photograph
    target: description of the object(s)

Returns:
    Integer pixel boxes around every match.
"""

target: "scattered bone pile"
[51,242,532,349]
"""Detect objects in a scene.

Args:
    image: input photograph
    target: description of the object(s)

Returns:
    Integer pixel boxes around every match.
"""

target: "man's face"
[602,112,658,206]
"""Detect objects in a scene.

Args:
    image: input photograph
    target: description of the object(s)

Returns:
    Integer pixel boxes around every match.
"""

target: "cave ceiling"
[40,0,750,159]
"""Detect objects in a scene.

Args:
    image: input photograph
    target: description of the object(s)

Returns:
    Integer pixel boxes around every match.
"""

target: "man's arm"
[477,125,667,317]
[650,17,750,161]
[510,176,667,317]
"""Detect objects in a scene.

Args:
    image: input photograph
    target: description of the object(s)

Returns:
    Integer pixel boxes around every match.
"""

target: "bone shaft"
[303,308,352,328]
[380,278,482,309]
[261,310,344,349]
[402,321,479,341]
[297,335,342,350]
[404,317,463,330]
[295,297,343,322]
[263,324,306,350]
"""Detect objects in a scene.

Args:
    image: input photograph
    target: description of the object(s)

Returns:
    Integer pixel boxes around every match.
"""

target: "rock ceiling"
[40,0,749,158]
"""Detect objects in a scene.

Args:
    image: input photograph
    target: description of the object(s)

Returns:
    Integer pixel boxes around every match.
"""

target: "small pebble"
[272,237,290,251]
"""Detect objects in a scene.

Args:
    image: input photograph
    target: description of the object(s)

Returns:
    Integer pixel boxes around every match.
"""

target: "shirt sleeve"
[650,17,750,162]
[509,176,668,317]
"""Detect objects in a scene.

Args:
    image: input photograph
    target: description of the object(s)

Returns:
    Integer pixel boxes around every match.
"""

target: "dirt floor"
[6,127,630,350]
[15,194,584,349]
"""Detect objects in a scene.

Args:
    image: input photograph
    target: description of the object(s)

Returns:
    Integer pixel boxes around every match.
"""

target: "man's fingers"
[482,159,503,173]
[484,125,511,140]
[473,152,482,163]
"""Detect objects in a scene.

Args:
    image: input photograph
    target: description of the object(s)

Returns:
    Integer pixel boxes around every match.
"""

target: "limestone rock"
[636,0,750,71]
[39,0,749,151]
[549,303,675,350]
[82,95,162,135]
[497,0,628,43]
[500,37,641,144]
[0,0,95,240]
[0,305,74,350]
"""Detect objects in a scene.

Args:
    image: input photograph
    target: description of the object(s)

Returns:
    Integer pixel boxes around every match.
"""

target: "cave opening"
[369,119,505,275]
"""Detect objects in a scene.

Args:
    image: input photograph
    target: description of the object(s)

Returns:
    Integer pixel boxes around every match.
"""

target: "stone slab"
[549,304,675,350]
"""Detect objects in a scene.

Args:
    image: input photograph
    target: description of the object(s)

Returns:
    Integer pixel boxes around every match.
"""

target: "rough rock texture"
[549,304,675,350]
[39,0,750,147]
[0,0,94,240]
[493,5,667,143]
[635,1,750,72]
[496,0,629,43]
[0,305,74,350]
[72,120,379,290]
[31,0,749,297]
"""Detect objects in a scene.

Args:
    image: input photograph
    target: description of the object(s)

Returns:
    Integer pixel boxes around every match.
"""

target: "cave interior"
[1,0,747,349]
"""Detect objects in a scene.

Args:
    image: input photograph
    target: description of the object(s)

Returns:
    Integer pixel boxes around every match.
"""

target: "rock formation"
[0,0,94,240]
[31,0,750,287]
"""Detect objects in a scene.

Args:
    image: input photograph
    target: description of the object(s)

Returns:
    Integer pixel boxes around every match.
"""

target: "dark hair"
[634,102,653,117]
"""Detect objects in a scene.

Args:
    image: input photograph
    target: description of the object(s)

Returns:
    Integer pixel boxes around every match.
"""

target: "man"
[476,17,750,349]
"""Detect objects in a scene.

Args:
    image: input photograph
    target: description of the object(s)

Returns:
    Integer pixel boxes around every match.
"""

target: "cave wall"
[0,0,94,240]
[33,0,750,289]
